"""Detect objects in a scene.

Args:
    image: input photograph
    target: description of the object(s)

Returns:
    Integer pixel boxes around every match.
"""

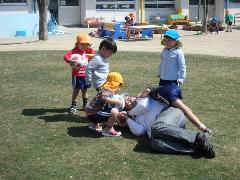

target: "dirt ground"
[0,26,240,58]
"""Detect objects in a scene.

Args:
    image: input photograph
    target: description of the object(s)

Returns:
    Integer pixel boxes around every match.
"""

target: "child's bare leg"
[81,88,88,108]
[105,108,119,128]
[171,99,207,131]
[72,88,80,102]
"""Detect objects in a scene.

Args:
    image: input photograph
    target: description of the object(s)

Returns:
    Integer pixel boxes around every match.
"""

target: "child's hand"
[138,88,151,98]
[117,111,128,127]
[68,59,76,66]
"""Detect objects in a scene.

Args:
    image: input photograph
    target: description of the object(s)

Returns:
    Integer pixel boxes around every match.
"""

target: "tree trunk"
[37,0,50,41]
[202,0,207,33]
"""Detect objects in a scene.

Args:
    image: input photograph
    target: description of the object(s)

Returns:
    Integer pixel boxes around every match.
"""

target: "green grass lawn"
[0,51,240,179]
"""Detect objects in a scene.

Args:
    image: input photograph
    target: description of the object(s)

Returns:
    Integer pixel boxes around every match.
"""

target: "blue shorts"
[149,83,182,105]
[87,106,112,123]
[72,76,91,90]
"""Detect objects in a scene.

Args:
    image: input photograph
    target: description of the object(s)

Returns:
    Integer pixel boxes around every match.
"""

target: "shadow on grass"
[22,108,88,123]
[38,114,88,123]
[67,126,102,138]
[22,108,69,116]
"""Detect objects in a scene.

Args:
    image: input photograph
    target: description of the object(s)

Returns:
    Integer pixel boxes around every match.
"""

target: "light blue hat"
[164,29,180,40]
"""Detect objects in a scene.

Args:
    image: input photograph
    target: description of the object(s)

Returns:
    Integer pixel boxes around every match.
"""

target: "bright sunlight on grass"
[0,51,240,179]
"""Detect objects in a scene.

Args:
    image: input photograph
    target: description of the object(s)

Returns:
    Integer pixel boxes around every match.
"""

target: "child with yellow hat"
[85,72,124,137]
[64,33,95,113]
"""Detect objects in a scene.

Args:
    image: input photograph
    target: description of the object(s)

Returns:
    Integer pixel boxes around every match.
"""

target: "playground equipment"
[99,22,126,40]
[167,14,190,25]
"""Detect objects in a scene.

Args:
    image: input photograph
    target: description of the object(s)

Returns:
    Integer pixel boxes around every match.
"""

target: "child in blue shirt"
[158,29,186,86]
[85,38,117,92]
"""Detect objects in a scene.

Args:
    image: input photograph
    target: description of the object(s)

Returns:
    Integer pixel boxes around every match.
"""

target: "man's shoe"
[195,132,215,158]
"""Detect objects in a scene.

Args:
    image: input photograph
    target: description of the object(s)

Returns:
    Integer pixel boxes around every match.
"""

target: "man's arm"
[128,97,149,116]
[127,117,146,136]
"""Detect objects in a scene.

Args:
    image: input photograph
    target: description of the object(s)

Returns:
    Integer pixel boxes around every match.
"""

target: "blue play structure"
[99,22,126,39]
[99,21,153,40]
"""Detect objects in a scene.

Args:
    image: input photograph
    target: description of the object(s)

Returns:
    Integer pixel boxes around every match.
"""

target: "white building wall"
[215,0,225,22]
[0,0,35,14]
[228,2,240,15]
[58,6,81,25]
[144,9,175,21]
[189,5,215,21]
[175,0,189,16]
[84,0,135,22]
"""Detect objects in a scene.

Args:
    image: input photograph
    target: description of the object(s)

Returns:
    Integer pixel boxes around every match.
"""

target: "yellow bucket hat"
[102,72,123,92]
[76,33,91,44]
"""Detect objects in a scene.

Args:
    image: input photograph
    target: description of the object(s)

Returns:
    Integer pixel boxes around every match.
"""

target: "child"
[225,10,233,32]
[85,72,123,137]
[63,33,95,113]
[136,83,211,133]
[158,29,186,86]
[85,38,117,92]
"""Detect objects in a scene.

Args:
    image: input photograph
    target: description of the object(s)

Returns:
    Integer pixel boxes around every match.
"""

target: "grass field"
[0,51,240,179]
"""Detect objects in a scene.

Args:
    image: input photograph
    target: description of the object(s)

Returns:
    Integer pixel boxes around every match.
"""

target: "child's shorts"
[72,76,91,89]
[150,83,182,105]
[87,106,112,123]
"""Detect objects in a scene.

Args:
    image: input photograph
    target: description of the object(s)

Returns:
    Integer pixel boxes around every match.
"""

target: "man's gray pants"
[151,107,198,154]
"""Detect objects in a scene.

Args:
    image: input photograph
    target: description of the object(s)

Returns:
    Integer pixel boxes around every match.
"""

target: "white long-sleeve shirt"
[127,97,167,137]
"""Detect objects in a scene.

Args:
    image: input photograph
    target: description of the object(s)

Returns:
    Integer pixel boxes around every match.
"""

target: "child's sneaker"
[101,127,122,137]
[69,105,77,114]
[88,123,102,132]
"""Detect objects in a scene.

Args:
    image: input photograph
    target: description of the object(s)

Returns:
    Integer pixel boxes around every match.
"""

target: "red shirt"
[64,47,95,77]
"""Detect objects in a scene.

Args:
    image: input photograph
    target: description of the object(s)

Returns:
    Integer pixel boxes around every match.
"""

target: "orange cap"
[76,33,91,44]
[129,12,135,18]
[102,72,123,92]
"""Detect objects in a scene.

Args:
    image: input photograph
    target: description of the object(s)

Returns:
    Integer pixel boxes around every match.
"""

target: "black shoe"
[82,103,87,111]
[195,132,216,158]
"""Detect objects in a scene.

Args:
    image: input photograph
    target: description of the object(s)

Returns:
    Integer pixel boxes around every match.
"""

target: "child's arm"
[138,88,151,98]
[177,50,186,84]
[63,49,76,66]
[105,97,123,107]
[85,57,100,85]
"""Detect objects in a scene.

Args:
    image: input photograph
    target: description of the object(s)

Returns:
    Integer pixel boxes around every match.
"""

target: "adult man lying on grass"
[119,83,215,158]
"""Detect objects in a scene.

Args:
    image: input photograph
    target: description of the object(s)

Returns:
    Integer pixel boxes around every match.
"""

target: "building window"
[145,0,175,9]
[96,0,135,10]
[0,0,26,3]
[229,0,240,3]
[59,0,79,6]
[189,0,215,5]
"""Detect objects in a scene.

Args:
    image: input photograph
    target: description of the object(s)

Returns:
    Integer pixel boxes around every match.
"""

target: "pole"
[197,0,201,21]
[197,0,200,21]
[203,0,207,33]
[140,0,145,23]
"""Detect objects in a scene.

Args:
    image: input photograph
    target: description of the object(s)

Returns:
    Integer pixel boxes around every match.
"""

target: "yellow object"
[102,72,123,92]
[76,33,91,44]
[140,0,145,23]
[103,22,115,30]
[177,8,182,15]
